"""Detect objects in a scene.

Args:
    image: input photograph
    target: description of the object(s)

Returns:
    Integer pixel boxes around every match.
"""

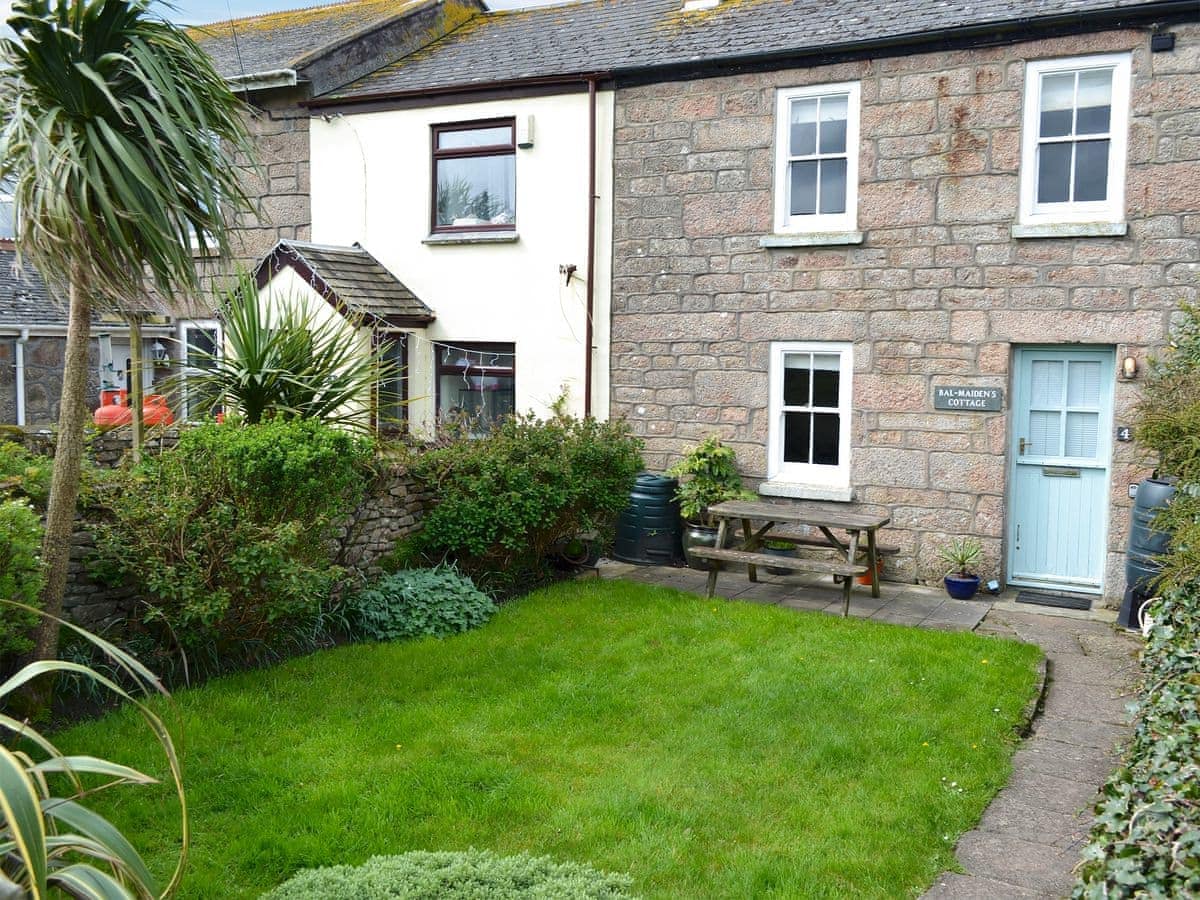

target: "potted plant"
[666,435,754,570]
[762,539,798,575]
[939,538,983,600]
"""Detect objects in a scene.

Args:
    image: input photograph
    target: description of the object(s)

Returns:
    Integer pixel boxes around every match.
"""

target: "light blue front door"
[1008,347,1115,593]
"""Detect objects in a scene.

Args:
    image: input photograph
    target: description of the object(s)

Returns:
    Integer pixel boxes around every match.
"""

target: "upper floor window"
[1019,54,1131,227]
[432,120,516,234]
[0,177,16,241]
[768,341,853,489]
[773,83,860,235]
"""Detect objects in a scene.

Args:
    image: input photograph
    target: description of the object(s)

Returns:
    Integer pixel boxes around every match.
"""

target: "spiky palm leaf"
[0,601,186,899]
[0,0,253,301]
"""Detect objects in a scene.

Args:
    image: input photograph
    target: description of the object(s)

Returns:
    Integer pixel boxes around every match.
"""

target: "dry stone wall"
[610,25,1200,602]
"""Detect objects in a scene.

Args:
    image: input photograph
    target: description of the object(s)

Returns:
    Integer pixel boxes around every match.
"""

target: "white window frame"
[767,341,853,490]
[773,83,861,235]
[0,177,16,241]
[177,319,222,421]
[1018,53,1131,227]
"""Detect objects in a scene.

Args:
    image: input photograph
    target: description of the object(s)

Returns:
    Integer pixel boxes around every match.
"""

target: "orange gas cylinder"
[94,392,132,427]
[143,395,174,426]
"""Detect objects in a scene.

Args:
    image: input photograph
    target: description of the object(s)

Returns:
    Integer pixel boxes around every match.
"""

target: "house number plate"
[933,386,1004,412]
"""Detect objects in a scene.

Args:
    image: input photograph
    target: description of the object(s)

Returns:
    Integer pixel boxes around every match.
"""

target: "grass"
[59,579,1043,898]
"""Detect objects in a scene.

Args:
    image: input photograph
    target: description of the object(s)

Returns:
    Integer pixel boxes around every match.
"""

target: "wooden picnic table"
[688,499,892,617]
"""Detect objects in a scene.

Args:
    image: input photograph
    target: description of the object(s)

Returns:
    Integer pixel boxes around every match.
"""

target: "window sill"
[759,231,863,248]
[423,231,519,246]
[759,481,853,502]
[1011,222,1127,239]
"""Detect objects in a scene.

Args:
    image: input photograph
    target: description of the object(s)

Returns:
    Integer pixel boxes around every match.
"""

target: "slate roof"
[0,249,65,326]
[189,0,425,81]
[323,0,1181,100]
[259,240,435,324]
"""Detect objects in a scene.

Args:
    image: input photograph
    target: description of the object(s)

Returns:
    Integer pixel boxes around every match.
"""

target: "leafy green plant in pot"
[940,537,983,600]
[666,436,754,570]
[762,539,798,576]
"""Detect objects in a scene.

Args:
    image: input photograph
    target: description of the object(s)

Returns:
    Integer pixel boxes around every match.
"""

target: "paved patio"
[597,559,1142,899]
[596,558,992,630]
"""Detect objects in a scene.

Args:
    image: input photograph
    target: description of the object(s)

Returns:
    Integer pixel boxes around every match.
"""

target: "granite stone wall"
[609,25,1200,602]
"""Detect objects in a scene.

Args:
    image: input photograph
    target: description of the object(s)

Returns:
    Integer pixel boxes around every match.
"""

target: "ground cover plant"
[343,566,495,642]
[58,580,1042,899]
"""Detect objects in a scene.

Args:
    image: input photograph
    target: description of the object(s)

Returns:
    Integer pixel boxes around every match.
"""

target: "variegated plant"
[0,603,186,899]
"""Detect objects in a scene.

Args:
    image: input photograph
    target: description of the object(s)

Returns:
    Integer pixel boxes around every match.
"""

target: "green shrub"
[0,438,52,505]
[343,565,495,642]
[665,435,753,527]
[0,498,44,660]
[92,420,372,659]
[260,849,636,899]
[1073,583,1200,898]
[408,413,642,589]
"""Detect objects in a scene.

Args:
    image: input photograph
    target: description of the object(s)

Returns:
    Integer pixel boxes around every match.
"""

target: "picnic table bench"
[687,499,892,617]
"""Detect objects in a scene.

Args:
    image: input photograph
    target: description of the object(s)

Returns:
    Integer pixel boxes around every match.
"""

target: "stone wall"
[609,25,1200,602]
[0,336,102,429]
[337,463,430,579]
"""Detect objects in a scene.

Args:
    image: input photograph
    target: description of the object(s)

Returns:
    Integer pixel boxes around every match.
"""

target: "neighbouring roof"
[0,248,65,326]
[322,0,1185,101]
[189,0,426,81]
[257,240,435,326]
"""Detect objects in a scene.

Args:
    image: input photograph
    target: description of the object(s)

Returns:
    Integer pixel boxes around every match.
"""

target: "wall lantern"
[152,341,170,365]
[1121,356,1138,380]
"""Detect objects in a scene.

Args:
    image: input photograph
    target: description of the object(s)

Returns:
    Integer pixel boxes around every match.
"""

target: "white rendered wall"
[310,89,614,435]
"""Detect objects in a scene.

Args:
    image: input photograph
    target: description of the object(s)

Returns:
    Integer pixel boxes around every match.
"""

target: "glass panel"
[789,160,818,216]
[818,159,847,215]
[811,413,840,465]
[439,366,515,431]
[435,155,515,227]
[1030,359,1064,408]
[1028,410,1062,457]
[1037,143,1072,204]
[1073,139,1109,203]
[437,125,513,149]
[1065,411,1099,458]
[789,98,818,156]
[186,327,217,365]
[818,95,848,154]
[184,327,220,420]
[782,353,811,406]
[1075,69,1113,134]
[811,353,841,407]
[783,411,811,464]
[1067,360,1102,408]
[1039,72,1076,138]
[379,338,406,428]
[0,198,14,241]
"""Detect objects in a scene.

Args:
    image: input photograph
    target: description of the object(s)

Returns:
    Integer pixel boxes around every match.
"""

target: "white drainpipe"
[15,328,28,427]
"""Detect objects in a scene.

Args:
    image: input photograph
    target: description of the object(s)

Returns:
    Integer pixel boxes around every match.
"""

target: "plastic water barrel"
[612,474,682,566]
[1120,477,1177,628]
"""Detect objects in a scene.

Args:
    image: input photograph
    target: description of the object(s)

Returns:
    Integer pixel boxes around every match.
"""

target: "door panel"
[1008,347,1114,592]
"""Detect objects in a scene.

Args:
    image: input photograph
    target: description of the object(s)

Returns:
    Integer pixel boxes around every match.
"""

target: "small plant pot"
[856,557,885,586]
[762,545,798,576]
[682,523,726,571]
[944,574,981,600]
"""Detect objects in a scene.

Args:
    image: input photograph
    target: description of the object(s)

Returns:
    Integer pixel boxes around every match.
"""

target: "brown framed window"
[377,333,408,432]
[436,342,516,434]
[431,119,516,233]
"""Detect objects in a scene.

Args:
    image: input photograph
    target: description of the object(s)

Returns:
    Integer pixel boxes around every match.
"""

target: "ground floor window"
[768,341,853,488]
[377,333,407,431]
[436,341,515,433]
[178,320,221,421]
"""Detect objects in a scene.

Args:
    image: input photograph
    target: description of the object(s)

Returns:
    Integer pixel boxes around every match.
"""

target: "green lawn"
[60,579,1043,898]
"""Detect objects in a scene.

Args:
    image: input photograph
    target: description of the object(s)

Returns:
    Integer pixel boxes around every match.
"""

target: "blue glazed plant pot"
[944,574,981,600]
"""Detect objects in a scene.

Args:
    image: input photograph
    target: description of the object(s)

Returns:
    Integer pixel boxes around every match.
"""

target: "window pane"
[818,159,847,215]
[1065,411,1099,458]
[1028,410,1062,457]
[811,413,840,465]
[811,353,841,406]
[186,327,218,365]
[1075,69,1113,134]
[790,98,818,156]
[789,160,818,216]
[1039,72,1076,137]
[1073,139,1109,202]
[783,411,811,464]
[782,353,811,406]
[818,95,848,154]
[1031,359,1064,408]
[1067,360,1102,408]
[379,339,406,427]
[0,198,13,240]
[1036,142,1072,204]
[439,353,515,432]
[436,155,515,227]
[437,125,513,149]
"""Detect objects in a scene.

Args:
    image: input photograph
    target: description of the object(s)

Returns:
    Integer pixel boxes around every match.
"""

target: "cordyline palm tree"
[0,0,254,685]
